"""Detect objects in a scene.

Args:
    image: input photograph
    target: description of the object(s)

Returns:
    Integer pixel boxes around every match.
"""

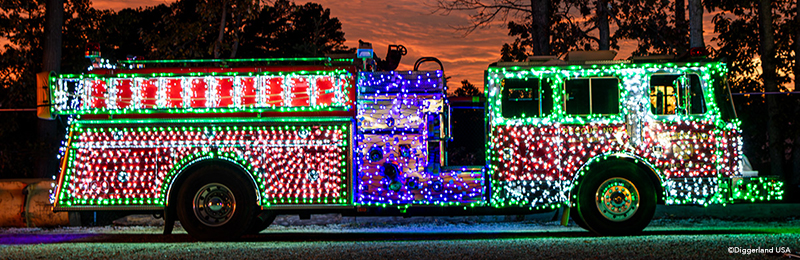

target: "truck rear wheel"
[176,165,255,241]
[575,161,656,236]
[247,211,277,234]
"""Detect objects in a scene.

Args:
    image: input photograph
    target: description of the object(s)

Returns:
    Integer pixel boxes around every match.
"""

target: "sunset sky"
[93,0,719,90]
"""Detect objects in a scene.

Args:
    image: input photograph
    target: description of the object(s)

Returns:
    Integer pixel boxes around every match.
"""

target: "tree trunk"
[794,127,800,187]
[793,0,800,189]
[36,0,63,178]
[229,6,241,58]
[795,0,800,92]
[675,0,685,30]
[674,0,687,54]
[531,0,550,56]
[596,0,610,50]
[688,0,703,48]
[759,0,783,177]
[213,1,228,59]
[42,0,62,73]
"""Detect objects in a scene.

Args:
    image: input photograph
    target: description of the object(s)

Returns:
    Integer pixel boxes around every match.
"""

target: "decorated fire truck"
[38,46,783,240]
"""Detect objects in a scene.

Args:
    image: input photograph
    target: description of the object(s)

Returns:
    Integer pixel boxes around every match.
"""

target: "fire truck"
[39,46,783,240]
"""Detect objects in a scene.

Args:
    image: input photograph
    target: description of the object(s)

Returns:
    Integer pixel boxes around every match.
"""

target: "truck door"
[647,73,718,204]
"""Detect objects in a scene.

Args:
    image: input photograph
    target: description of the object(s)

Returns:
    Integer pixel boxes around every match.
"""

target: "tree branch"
[433,0,531,36]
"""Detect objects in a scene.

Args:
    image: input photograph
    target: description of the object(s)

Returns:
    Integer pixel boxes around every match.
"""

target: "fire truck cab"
[484,52,782,235]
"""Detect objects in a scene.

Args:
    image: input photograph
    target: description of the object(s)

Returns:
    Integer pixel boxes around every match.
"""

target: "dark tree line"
[709,0,800,189]
[86,0,348,62]
[0,0,349,178]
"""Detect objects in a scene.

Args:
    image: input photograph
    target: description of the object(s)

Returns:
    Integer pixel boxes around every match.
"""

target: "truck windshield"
[714,76,738,121]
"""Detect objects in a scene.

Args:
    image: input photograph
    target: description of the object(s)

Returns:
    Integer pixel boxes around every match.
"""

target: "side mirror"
[673,75,690,115]
[36,71,54,120]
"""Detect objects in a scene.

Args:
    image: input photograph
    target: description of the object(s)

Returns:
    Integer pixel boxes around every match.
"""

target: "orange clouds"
[92,0,722,89]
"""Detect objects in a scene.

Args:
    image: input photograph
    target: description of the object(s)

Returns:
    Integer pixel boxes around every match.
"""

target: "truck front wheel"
[176,165,255,241]
[575,161,656,236]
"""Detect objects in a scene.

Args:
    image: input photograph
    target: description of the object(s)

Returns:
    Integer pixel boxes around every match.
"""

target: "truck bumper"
[728,176,784,202]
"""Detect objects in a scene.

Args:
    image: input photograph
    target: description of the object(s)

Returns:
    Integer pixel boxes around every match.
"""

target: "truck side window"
[564,78,619,115]
[713,75,737,121]
[650,74,706,115]
[501,78,552,118]
[591,78,620,114]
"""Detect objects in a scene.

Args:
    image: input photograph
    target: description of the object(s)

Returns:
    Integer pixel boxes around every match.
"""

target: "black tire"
[575,161,656,236]
[570,207,588,229]
[176,164,256,241]
[247,211,277,235]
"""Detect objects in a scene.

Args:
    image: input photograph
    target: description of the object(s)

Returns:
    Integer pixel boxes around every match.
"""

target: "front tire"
[570,207,588,229]
[575,161,656,236]
[176,165,256,241]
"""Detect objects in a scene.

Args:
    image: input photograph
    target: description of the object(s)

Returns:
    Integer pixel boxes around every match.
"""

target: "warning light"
[688,47,709,58]
[85,42,101,58]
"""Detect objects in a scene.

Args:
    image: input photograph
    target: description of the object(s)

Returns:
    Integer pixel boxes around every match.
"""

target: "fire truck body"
[43,55,783,240]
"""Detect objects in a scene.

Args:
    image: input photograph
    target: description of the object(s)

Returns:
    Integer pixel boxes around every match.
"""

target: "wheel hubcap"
[193,183,236,227]
[595,177,639,222]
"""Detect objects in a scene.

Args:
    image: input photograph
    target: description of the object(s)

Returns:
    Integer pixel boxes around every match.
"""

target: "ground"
[1,214,799,259]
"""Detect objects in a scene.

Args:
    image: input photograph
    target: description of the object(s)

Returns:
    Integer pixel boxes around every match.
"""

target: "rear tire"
[575,161,656,236]
[247,211,277,234]
[176,164,256,241]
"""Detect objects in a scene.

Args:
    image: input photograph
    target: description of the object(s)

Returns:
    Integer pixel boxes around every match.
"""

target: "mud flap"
[560,205,570,227]
[163,208,175,235]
